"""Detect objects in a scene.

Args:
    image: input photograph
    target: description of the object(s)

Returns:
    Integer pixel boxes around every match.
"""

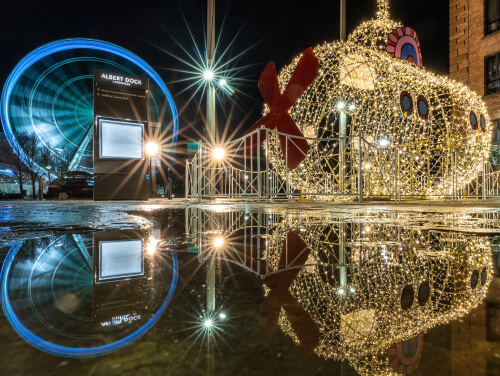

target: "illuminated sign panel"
[99,239,144,280]
[99,119,144,159]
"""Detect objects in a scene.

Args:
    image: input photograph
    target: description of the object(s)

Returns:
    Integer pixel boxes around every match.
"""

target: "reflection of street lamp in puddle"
[214,237,224,248]
[146,237,159,255]
[146,142,160,198]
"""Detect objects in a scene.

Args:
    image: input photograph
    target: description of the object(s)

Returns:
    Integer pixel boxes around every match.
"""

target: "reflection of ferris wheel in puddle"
[0,234,178,356]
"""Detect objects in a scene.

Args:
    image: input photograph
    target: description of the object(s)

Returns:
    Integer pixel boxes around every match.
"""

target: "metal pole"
[266,128,270,201]
[483,155,486,201]
[340,0,347,42]
[340,222,347,286]
[207,0,216,195]
[185,160,189,199]
[206,260,216,312]
[340,111,346,193]
[148,155,152,199]
[453,151,456,200]
[38,176,43,201]
[358,134,363,202]
[257,127,262,200]
[394,147,398,201]
[198,141,202,202]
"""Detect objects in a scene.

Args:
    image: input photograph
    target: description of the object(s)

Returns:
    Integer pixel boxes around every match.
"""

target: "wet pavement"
[1,199,500,375]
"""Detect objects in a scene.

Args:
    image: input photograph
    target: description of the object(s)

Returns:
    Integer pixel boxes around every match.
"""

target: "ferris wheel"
[0,39,178,174]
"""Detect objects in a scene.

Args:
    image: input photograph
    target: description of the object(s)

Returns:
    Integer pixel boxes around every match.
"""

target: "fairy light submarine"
[244,0,492,199]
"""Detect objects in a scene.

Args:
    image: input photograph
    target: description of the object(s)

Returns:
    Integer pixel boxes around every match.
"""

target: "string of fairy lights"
[262,0,492,200]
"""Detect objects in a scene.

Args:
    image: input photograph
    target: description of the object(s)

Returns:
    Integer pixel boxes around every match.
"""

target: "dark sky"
[0,0,449,140]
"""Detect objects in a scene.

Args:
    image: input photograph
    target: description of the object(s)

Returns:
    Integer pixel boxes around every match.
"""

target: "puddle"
[1,208,500,375]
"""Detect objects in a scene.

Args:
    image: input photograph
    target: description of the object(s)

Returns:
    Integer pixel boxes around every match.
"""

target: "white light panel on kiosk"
[99,239,144,280]
[99,119,144,159]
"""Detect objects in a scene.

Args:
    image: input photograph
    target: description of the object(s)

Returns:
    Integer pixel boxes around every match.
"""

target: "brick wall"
[451,302,487,376]
[450,0,500,119]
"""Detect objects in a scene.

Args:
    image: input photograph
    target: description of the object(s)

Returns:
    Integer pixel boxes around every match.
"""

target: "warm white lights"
[214,237,224,248]
[379,138,390,148]
[145,142,159,156]
[146,237,159,255]
[263,0,491,201]
[212,147,225,160]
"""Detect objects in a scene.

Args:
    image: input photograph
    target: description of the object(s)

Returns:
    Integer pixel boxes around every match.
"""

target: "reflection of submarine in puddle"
[0,230,177,356]
[191,209,493,375]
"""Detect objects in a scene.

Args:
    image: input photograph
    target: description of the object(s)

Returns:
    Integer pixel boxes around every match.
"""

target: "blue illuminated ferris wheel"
[1,39,178,174]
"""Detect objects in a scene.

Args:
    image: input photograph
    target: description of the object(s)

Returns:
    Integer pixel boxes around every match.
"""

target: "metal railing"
[186,129,500,201]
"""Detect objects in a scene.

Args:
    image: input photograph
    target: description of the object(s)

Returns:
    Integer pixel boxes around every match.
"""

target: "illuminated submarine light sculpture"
[244,0,492,199]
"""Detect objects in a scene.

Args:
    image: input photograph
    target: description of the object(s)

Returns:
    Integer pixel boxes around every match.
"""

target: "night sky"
[0,0,449,141]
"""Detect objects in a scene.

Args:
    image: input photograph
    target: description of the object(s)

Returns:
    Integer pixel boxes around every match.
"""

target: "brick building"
[450,0,500,145]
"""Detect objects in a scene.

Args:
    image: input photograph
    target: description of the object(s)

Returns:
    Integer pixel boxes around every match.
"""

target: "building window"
[487,0,500,34]
[493,119,500,145]
[486,54,500,94]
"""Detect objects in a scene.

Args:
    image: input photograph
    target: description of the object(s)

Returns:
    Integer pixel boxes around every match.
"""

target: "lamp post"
[146,142,159,198]
[206,0,217,196]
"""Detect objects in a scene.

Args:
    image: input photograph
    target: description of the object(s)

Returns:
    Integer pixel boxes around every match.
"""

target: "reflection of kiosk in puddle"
[0,230,177,357]
[92,231,156,332]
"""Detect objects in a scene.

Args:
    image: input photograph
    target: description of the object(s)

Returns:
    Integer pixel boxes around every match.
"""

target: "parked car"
[47,177,93,199]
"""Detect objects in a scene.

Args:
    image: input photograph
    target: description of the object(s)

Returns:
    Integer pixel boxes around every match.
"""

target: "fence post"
[452,151,456,201]
[266,128,270,202]
[198,140,202,202]
[483,155,486,201]
[394,146,398,201]
[38,176,44,201]
[185,160,189,199]
[257,127,262,201]
[358,134,363,202]
[397,146,400,201]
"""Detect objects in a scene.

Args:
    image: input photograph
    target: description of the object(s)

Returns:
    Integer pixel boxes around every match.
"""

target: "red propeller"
[243,47,320,170]
[255,231,320,354]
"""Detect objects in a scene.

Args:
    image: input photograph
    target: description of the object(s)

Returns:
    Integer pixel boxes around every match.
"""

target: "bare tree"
[41,147,73,180]
[6,133,29,198]
[22,133,43,198]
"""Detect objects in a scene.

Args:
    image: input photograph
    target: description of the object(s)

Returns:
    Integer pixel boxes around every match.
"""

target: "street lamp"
[212,147,225,161]
[146,142,159,156]
[204,69,214,81]
[146,141,160,198]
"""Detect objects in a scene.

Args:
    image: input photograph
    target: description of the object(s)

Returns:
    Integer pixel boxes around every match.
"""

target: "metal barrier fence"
[186,207,500,278]
[186,128,500,201]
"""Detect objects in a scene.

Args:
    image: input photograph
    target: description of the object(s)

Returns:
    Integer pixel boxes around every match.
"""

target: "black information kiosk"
[93,69,149,200]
